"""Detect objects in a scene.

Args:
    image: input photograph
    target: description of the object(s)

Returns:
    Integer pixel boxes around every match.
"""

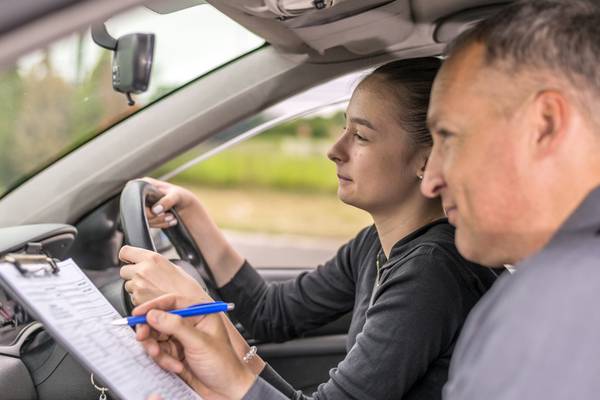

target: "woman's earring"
[417,175,424,180]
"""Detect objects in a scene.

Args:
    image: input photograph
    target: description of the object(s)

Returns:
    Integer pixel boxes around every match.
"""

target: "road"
[223,230,345,268]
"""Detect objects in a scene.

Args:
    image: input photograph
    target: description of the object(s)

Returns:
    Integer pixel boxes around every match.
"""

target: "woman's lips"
[337,174,353,182]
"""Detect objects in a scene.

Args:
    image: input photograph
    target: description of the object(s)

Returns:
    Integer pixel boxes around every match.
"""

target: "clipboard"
[0,254,201,400]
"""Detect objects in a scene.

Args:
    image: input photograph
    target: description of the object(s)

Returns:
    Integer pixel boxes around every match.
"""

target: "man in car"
[134,1,600,399]
[421,0,600,398]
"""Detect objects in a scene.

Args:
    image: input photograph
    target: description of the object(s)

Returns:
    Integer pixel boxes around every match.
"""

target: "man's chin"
[455,232,502,267]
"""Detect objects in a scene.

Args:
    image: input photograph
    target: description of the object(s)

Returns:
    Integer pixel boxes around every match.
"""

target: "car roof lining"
[0,0,511,226]
[0,0,510,70]
[209,0,509,60]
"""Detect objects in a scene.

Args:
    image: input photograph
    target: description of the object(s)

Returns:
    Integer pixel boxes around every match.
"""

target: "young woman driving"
[120,57,500,400]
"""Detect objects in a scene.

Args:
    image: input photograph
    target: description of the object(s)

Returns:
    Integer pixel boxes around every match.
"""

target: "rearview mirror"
[92,24,155,106]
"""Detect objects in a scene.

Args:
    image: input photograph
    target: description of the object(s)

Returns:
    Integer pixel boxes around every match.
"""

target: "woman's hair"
[360,57,442,148]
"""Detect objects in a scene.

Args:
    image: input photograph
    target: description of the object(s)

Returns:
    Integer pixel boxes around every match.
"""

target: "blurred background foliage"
[166,113,346,194]
[0,42,136,194]
[0,39,346,196]
[0,37,369,239]
[0,41,183,195]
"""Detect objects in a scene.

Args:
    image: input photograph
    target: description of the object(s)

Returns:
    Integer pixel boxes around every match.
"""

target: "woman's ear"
[416,152,429,180]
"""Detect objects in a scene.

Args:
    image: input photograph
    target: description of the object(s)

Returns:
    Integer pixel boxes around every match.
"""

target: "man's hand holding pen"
[133,294,257,400]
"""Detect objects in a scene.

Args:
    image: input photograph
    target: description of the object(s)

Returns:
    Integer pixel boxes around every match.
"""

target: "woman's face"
[327,80,425,214]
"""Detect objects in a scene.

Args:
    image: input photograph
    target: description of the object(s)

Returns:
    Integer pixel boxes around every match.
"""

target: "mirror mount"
[91,23,154,106]
[91,24,117,51]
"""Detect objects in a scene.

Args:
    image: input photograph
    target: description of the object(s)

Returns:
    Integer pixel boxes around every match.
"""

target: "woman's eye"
[437,128,454,140]
[353,133,367,141]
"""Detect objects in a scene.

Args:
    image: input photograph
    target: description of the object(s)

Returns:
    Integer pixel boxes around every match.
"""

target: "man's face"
[422,44,542,266]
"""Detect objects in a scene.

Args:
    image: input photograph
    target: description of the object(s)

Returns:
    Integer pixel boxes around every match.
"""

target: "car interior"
[0,1,511,398]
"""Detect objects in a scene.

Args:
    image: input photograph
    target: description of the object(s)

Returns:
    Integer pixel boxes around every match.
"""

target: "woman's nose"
[327,134,349,163]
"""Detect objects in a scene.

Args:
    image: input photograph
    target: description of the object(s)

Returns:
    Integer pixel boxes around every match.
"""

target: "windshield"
[0,4,264,198]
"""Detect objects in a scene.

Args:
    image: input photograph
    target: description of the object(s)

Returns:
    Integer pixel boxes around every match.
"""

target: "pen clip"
[184,301,225,310]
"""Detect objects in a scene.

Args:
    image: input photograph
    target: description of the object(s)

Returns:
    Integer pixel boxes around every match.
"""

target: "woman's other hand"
[138,177,246,289]
[142,177,198,229]
[119,246,209,306]
[135,294,257,400]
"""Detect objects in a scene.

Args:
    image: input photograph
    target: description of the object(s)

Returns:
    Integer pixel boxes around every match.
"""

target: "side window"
[154,72,373,268]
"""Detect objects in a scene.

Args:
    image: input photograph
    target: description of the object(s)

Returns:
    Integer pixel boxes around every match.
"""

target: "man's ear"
[530,90,569,158]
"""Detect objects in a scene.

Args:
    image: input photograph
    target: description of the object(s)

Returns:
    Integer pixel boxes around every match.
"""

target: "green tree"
[6,53,74,183]
[0,70,24,189]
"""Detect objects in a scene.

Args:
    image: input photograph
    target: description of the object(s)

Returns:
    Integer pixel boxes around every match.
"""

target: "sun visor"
[285,1,413,55]
[214,0,410,55]
[222,0,389,19]
[410,0,507,22]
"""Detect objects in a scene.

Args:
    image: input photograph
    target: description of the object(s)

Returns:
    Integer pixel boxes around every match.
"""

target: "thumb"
[146,310,204,348]
[150,191,179,215]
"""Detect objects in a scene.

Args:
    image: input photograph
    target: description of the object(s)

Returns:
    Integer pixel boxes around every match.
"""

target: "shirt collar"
[558,184,600,235]
[386,218,451,261]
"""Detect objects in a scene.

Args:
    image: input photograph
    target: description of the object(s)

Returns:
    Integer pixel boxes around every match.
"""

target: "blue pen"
[111,301,235,327]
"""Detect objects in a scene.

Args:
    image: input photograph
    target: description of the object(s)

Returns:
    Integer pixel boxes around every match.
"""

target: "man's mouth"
[444,204,458,223]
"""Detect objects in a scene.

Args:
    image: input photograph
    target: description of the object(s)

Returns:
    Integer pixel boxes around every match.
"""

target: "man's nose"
[420,150,445,198]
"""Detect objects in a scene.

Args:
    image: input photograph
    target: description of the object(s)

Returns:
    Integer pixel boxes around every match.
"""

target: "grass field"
[181,184,373,239]
[169,138,340,193]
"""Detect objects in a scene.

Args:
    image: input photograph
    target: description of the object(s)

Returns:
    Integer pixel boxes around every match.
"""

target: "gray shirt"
[444,186,600,400]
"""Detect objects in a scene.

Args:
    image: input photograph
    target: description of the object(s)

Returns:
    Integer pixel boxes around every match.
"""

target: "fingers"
[121,264,154,305]
[119,245,159,265]
[132,293,180,316]
[123,279,135,293]
[139,176,183,215]
[136,323,152,340]
[149,191,179,216]
[145,309,205,349]
[120,261,150,280]
[147,209,177,229]
[140,177,166,188]
[136,323,171,344]
[147,394,163,400]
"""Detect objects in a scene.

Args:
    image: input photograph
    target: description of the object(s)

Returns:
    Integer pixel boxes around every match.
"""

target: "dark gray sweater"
[220,220,501,400]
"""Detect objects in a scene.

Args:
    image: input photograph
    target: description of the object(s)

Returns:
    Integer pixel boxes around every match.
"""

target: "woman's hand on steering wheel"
[119,245,211,306]
[141,177,198,229]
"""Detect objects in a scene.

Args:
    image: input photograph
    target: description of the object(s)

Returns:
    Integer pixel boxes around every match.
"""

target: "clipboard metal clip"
[3,252,59,277]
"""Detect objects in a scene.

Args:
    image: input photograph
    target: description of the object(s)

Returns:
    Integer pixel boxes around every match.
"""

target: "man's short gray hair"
[447,0,600,96]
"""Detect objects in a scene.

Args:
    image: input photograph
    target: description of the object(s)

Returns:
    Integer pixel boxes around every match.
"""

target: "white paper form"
[0,258,201,400]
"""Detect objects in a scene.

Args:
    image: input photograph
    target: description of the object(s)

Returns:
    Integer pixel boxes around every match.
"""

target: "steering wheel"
[119,179,220,313]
